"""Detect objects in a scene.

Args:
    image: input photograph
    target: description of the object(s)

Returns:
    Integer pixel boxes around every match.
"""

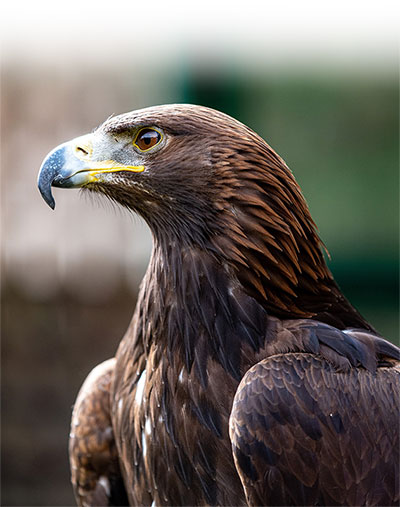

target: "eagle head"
[39,105,249,241]
[37,104,306,245]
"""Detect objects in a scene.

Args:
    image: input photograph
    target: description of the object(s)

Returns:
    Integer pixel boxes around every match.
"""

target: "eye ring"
[133,127,163,152]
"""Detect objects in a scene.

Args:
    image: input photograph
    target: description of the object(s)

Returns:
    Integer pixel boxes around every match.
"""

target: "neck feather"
[137,242,268,384]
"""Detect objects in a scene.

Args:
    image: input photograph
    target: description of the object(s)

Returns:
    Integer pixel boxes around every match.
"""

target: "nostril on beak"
[75,145,89,157]
[72,135,93,161]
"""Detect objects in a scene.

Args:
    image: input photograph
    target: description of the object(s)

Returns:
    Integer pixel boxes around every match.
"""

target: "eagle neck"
[137,238,268,383]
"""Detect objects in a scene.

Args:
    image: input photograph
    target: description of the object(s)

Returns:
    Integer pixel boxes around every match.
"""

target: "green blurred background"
[1,2,398,505]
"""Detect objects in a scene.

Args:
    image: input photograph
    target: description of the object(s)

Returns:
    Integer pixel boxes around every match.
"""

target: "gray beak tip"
[38,175,56,209]
[37,145,67,209]
[38,137,92,209]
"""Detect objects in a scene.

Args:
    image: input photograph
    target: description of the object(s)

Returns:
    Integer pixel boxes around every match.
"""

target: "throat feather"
[141,245,268,384]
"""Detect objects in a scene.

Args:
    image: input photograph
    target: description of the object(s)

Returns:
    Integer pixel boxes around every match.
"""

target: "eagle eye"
[134,128,162,152]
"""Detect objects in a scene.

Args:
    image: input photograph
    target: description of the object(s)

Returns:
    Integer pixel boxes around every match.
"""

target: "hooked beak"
[37,134,144,209]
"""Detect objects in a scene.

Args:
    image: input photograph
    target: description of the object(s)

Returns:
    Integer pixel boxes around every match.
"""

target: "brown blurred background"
[1,2,398,505]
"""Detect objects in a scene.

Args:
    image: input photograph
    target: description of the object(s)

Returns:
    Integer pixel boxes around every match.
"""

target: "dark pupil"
[139,130,159,148]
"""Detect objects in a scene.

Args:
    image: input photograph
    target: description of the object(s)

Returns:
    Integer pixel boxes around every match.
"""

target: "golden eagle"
[38,105,399,506]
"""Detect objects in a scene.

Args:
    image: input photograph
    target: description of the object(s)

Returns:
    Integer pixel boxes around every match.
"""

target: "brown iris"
[134,128,162,151]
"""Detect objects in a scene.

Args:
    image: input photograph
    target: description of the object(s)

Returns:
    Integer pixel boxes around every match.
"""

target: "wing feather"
[230,352,399,506]
[69,359,129,506]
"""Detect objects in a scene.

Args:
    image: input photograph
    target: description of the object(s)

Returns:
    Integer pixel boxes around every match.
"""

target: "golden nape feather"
[38,104,399,506]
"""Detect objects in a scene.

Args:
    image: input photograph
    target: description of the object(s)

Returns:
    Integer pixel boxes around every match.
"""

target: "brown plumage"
[69,359,129,506]
[38,104,400,506]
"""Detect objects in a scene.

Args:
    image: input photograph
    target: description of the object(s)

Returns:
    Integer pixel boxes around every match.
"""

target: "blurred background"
[1,1,398,505]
